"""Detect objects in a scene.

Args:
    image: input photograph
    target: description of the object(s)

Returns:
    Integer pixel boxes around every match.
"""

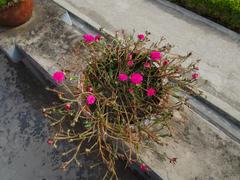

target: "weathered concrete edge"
[0,46,23,63]
[154,0,240,42]
[16,45,57,85]
[52,0,115,37]
[53,0,240,41]
[187,94,240,143]
[199,90,240,125]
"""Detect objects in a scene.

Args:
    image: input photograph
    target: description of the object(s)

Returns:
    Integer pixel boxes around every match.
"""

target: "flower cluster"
[46,31,200,178]
[83,34,101,43]
[52,71,97,106]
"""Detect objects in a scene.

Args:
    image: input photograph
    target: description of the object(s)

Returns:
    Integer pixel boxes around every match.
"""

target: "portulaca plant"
[44,30,200,179]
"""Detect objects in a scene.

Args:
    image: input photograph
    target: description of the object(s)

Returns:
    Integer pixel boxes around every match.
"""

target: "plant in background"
[0,0,8,8]
[0,0,33,27]
[169,0,240,33]
[0,0,22,9]
[43,30,200,179]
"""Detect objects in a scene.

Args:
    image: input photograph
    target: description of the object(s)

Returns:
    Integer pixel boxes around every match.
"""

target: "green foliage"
[169,0,240,32]
[0,0,21,9]
[0,0,8,8]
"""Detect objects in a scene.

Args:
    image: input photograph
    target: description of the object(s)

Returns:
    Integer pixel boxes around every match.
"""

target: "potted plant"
[44,31,200,178]
[0,0,33,27]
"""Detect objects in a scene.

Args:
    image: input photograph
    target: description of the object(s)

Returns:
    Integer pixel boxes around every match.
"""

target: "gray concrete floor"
[0,53,138,180]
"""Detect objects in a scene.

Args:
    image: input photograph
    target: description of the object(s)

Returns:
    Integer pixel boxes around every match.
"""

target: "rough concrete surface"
[54,0,240,121]
[0,0,240,179]
[0,1,79,88]
[141,108,240,180]
[0,0,86,83]
[0,53,138,180]
[17,18,83,80]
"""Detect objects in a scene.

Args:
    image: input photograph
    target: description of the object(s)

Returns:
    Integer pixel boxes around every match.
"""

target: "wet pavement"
[0,52,138,180]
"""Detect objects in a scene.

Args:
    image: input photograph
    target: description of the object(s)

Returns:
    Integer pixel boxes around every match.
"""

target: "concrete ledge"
[0,0,66,63]
[53,0,115,37]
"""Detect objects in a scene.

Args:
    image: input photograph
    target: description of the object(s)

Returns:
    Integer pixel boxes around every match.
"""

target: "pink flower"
[192,73,199,79]
[163,60,169,65]
[52,71,65,84]
[95,34,101,42]
[130,73,143,85]
[65,103,71,111]
[83,34,95,43]
[137,34,145,41]
[128,88,134,94]
[86,95,96,105]
[144,62,151,68]
[147,88,156,96]
[47,139,54,145]
[140,163,148,172]
[127,60,134,66]
[118,73,128,81]
[150,51,162,61]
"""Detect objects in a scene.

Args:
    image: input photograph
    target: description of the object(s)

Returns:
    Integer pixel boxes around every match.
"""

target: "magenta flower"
[47,139,54,145]
[86,95,96,105]
[52,71,65,84]
[130,73,143,85]
[83,34,95,43]
[128,88,134,94]
[65,103,71,111]
[95,34,101,42]
[192,73,199,79]
[150,51,162,61]
[118,73,128,81]
[140,163,148,172]
[137,34,145,41]
[147,88,156,97]
[127,60,134,66]
[144,62,151,68]
[163,60,169,65]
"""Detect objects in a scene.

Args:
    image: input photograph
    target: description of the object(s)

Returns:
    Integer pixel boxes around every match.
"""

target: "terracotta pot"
[0,0,33,27]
